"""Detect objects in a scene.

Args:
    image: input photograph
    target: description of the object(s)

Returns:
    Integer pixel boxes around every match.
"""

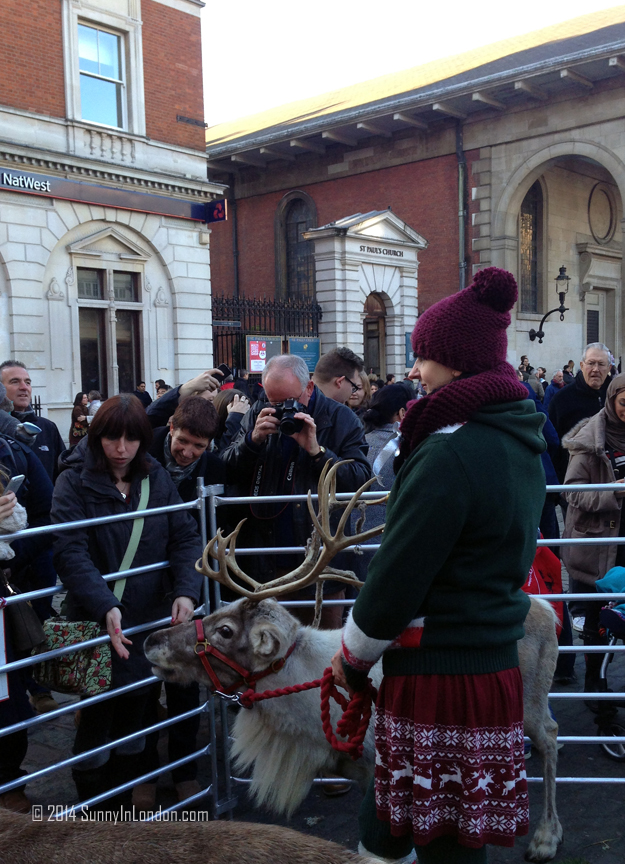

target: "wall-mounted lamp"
[529,266,570,343]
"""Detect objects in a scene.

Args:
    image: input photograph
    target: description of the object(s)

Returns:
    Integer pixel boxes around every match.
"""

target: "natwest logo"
[2,172,51,193]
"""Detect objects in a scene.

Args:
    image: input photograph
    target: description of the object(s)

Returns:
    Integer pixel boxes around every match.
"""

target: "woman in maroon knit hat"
[332,268,549,864]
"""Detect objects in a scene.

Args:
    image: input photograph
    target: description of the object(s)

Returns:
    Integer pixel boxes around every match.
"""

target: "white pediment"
[66,227,151,261]
[304,209,427,248]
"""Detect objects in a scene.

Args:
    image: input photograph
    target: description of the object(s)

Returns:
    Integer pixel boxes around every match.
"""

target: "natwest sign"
[2,172,51,193]
[0,168,217,222]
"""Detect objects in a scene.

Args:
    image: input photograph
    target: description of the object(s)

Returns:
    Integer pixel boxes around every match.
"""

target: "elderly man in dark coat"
[220,354,371,629]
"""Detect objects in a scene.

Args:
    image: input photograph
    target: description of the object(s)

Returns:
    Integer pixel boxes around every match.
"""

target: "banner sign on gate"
[247,336,282,373]
[287,337,320,373]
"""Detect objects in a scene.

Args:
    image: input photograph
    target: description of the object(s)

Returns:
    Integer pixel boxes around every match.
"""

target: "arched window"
[285,199,315,300]
[275,191,317,300]
[519,180,544,313]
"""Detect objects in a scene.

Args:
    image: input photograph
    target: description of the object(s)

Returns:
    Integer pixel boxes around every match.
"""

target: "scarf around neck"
[604,373,625,453]
[164,432,200,487]
[398,361,528,462]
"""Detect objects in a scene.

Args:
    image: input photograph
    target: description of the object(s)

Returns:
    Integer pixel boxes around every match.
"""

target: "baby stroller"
[595,606,625,760]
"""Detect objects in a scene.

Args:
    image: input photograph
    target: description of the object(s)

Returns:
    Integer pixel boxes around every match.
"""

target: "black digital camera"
[273,399,304,435]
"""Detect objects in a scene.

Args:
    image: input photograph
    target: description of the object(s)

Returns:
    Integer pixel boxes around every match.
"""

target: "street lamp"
[528,266,570,343]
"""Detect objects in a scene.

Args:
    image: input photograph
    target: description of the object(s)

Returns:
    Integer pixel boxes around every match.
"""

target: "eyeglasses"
[345,376,363,394]
[583,361,609,369]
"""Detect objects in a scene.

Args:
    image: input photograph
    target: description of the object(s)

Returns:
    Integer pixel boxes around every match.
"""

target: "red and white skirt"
[374,667,528,848]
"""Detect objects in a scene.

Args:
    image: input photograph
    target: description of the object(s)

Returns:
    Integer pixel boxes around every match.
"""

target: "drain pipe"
[456,121,467,291]
[228,173,240,299]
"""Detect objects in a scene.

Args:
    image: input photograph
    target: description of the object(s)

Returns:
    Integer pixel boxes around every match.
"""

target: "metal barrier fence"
[1,481,625,824]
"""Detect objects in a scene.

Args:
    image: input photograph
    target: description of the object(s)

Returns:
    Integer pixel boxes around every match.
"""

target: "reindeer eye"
[217,625,233,639]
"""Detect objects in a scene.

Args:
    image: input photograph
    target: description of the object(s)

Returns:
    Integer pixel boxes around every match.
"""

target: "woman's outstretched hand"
[105,607,132,660]
[171,596,195,625]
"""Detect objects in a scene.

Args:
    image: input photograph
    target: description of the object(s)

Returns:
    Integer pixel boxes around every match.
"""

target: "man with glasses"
[220,354,371,629]
[312,347,365,405]
[549,343,612,461]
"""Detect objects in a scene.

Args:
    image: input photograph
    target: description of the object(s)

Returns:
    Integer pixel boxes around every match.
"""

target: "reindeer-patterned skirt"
[374,667,528,848]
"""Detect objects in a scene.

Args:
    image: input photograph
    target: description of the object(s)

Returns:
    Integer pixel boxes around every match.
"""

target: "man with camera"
[220,354,371,628]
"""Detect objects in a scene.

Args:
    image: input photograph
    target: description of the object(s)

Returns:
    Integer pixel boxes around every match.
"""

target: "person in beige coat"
[562,372,625,703]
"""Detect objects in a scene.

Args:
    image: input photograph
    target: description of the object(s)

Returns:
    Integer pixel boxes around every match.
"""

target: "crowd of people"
[0,269,623,861]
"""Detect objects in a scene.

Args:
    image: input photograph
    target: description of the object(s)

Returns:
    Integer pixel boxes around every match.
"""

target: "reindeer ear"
[250,623,281,660]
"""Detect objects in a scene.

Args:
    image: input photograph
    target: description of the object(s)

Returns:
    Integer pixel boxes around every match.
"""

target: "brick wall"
[0,0,65,117]
[209,153,460,312]
[142,0,205,151]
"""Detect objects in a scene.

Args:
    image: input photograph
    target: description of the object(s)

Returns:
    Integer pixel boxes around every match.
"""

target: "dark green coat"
[344,401,546,679]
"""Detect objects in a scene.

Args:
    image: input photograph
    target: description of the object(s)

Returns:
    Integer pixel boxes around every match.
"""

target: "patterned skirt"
[374,667,528,848]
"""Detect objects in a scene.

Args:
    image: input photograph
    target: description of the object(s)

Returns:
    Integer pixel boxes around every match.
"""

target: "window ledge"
[516,312,544,321]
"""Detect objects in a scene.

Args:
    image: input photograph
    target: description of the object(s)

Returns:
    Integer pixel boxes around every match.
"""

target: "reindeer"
[439,764,463,788]
[145,462,563,863]
[0,810,369,864]
[470,770,495,794]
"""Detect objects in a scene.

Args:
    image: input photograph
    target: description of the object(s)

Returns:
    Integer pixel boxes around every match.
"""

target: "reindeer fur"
[145,595,563,863]
[0,809,368,864]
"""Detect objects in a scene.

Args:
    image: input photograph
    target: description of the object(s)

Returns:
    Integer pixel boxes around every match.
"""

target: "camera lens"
[280,416,297,436]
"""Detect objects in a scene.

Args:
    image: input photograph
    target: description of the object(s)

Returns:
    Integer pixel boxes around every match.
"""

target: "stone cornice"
[0,143,226,201]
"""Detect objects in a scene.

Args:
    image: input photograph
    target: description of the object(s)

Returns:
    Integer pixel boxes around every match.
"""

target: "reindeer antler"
[196,460,385,601]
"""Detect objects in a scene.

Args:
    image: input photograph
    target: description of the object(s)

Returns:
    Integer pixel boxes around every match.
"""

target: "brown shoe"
[175,780,202,803]
[29,692,59,714]
[0,789,31,813]
[321,781,352,797]
[131,783,157,809]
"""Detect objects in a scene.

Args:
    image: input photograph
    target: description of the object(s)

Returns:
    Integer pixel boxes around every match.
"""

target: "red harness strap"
[239,666,377,762]
[193,619,296,695]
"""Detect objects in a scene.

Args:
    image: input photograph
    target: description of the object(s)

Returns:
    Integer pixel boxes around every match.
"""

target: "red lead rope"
[239,667,377,761]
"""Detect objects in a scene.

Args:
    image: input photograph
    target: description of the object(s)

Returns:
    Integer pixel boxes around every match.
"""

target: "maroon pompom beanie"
[411,267,518,372]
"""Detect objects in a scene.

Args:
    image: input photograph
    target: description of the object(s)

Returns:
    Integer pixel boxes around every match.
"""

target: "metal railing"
[3,480,625,823]
[205,482,625,797]
[0,479,232,818]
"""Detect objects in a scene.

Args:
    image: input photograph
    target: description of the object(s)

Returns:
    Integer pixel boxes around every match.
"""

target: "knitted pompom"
[471,267,518,313]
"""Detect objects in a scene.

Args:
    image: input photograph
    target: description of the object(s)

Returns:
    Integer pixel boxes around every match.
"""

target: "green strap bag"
[113,475,150,601]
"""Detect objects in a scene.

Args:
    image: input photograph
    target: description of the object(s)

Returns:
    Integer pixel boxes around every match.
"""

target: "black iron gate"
[211,295,322,374]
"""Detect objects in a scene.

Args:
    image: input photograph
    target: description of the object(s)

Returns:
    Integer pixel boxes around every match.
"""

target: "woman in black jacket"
[51,394,203,807]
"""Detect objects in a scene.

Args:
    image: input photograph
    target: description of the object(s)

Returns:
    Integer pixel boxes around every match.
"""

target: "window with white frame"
[62,0,146,136]
[78,23,124,128]
[77,267,143,396]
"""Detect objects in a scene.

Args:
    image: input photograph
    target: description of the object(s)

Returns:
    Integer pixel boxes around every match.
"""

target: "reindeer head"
[144,598,300,691]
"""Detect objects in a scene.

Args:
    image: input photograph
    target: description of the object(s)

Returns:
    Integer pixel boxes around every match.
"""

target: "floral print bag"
[31,618,111,696]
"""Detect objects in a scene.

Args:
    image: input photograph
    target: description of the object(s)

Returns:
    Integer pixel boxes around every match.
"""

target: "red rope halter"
[240,667,377,761]
[193,622,377,760]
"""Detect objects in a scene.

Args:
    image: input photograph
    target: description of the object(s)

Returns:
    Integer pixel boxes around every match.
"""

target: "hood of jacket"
[468,399,547,455]
[561,411,606,456]
[58,435,89,472]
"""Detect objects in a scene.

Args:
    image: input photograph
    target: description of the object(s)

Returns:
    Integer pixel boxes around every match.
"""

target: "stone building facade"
[206,9,625,380]
[0,0,223,433]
